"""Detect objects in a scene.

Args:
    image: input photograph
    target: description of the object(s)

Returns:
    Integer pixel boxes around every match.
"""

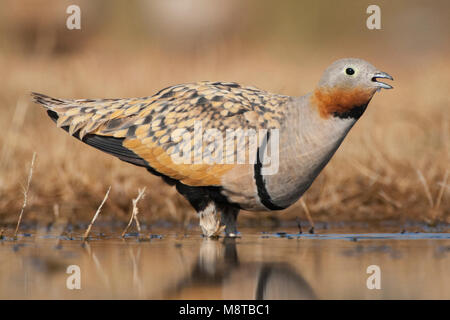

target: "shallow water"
[1,227,449,299]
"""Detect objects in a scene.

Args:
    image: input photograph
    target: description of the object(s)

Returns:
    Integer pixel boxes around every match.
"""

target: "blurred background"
[0,0,448,230]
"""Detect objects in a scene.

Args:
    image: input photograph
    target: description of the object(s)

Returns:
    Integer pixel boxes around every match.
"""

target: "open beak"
[372,71,394,89]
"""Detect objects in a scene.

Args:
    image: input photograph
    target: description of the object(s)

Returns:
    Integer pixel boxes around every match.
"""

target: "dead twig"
[435,170,449,210]
[82,186,111,243]
[14,152,36,239]
[122,188,146,237]
[416,169,434,208]
[378,190,402,209]
[300,198,315,234]
[295,216,303,234]
[437,182,449,191]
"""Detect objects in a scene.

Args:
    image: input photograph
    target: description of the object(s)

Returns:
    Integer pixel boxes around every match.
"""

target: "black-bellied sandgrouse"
[32,58,393,237]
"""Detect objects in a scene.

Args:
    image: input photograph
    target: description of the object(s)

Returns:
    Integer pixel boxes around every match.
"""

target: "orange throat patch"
[311,87,375,119]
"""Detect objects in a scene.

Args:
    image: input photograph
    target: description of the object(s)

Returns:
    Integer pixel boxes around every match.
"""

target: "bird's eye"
[345,67,355,75]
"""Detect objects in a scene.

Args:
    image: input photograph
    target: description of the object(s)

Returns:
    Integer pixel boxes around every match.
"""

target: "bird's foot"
[199,203,225,238]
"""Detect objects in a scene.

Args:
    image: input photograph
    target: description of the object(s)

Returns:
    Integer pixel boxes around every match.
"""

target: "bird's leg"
[220,206,240,237]
[198,202,225,238]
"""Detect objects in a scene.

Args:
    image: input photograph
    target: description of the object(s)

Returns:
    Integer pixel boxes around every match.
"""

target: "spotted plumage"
[33,58,393,237]
[33,81,289,186]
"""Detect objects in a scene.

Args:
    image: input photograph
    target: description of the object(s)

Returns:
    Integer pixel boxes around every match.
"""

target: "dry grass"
[13,151,36,238]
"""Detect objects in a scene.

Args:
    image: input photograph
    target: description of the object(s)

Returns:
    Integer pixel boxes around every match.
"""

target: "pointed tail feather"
[31,92,67,109]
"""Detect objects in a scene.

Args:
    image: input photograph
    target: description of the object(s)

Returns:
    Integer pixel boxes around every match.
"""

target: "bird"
[32,58,393,237]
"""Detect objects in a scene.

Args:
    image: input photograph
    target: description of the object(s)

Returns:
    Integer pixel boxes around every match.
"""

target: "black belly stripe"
[254,131,285,211]
[332,103,369,120]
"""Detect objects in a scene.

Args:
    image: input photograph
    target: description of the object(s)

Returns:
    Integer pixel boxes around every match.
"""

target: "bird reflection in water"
[167,238,316,299]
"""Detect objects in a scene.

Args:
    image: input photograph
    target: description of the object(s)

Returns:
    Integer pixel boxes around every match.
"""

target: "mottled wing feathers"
[46,110,149,168]
[32,92,151,140]
[32,81,291,186]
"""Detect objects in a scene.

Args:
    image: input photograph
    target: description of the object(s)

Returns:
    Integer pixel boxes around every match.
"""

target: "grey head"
[318,58,393,91]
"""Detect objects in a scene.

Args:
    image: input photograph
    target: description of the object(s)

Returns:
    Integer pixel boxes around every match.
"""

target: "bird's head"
[312,58,393,119]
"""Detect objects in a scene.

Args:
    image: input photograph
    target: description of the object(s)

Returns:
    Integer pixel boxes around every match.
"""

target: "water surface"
[1,227,449,299]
